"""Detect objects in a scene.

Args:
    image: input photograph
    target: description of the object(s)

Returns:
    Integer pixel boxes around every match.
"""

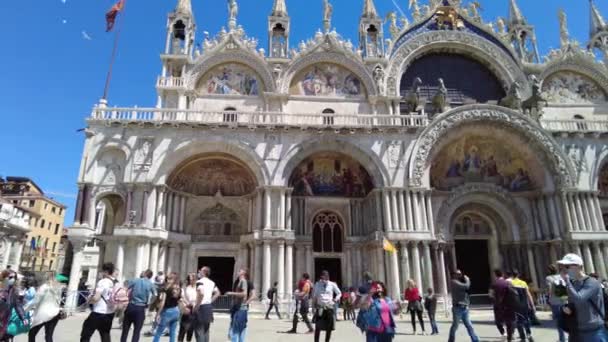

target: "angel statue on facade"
[386,12,401,41]
[496,17,506,35]
[227,0,238,28]
[558,9,569,47]
[468,1,482,22]
[323,0,333,33]
[373,65,385,95]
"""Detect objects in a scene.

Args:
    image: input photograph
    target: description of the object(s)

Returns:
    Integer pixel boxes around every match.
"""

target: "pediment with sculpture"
[289,63,366,98]
[542,71,607,104]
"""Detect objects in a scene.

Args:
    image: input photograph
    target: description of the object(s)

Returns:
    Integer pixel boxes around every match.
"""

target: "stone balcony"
[88,106,608,134]
[156,76,185,89]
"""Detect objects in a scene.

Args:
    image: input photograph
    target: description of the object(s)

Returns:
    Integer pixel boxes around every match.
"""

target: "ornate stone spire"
[175,0,192,16]
[590,0,607,38]
[508,0,526,26]
[271,0,288,17]
[362,0,378,18]
[559,9,570,47]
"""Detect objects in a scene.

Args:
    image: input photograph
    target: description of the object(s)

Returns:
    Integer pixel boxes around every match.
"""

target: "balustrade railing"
[90,107,430,129]
[156,76,185,88]
[540,119,608,133]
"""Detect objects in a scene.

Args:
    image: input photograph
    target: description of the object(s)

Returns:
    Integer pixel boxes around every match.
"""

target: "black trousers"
[120,304,147,342]
[80,312,115,342]
[28,315,60,342]
[410,309,426,332]
[178,313,194,342]
[265,302,281,319]
[291,299,313,332]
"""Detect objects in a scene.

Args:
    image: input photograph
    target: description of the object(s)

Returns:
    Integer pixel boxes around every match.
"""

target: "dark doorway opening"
[198,257,235,294]
[314,258,342,288]
[455,240,491,305]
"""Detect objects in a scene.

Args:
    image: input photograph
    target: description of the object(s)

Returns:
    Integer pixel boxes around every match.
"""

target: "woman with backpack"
[0,270,28,342]
[153,272,182,342]
[80,262,118,342]
[357,282,398,342]
[404,279,426,335]
[25,272,65,342]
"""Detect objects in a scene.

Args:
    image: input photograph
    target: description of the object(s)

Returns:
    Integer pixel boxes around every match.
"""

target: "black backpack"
[504,285,526,313]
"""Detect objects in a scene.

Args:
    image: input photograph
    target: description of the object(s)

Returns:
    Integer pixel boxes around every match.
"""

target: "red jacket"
[404,287,421,302]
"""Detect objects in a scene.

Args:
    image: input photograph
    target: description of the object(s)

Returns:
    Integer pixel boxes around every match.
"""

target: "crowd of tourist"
[0,251,605,342]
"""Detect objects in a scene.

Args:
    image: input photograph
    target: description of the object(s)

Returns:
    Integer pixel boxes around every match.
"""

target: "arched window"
[224,107,237,123]
[322,108,335,126]
[312,212,343,253]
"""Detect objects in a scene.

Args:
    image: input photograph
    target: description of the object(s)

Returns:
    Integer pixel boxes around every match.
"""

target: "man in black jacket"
[265,282,281,320]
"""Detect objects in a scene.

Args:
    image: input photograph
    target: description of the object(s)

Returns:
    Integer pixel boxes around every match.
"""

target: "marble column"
[345,248,353,287]
[582,242,595,274]
[426,194,435,237]
[546,196,561,238]
[278,242,285,298]
[166,193,174,231]
[526,247,538,288]
[158,243,167,272]
[255,190,263,230]
[581,195,594,232]
[574,194,588,231]
[264,190,272,230]
[167,245,176,274]
[400,243,410,285]
[134,242,146,277]
[437,245,448,296]
[412,192,421,231]
[561,193,574,232]
[376,246,386,282]
[423,242,434,291]
[419,193,429,231]
[179,196,186,233]
[124,188,133,225]
[390,247,401,299]
[286,190,292,230]
[375,191,383,230]
[391,190,400,231]
[305,245,313,275]
[279,189,286,230]
[592,242,606,278]
[549,243,558,266]
[411,242,423,291]
[603,244,608,278]
[398,191,406,232]
[593,196,605,230]
[156,188,165,229]
[254,243,262,294]
[383,190,393,231]
[12,241,24,272]
[180,245,189,276]
[67,243,85,310]
[587,195,600,231]
[286,243,293,298]
[405,191,413,231]
[568,194,580,231]
[116,240,125,281]
[537,198,551,239]
[263,241,272,297]
[150,242,159,273]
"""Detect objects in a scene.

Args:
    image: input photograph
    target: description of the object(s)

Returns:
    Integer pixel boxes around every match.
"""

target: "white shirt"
[93,278,115,314]
[197,278,218,305]
[313,280,341,307]
[183,285,197,306]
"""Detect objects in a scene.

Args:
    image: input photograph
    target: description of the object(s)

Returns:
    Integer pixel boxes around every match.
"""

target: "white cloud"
[62,19,68,24]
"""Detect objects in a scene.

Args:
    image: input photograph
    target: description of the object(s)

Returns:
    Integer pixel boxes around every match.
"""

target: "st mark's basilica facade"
[66,0,608,304]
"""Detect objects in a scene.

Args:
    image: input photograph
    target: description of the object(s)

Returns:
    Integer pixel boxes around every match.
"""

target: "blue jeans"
[550,304,566,342]
[428,312,439,334]
[229,308,248,342]
[578,327,608,342]
[153,307,180,342]
[448,305,479,342]
[515,311,532,339]
[365,331,393,342]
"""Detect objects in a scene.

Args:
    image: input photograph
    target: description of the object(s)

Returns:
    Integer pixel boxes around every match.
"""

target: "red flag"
[105,0,125,32]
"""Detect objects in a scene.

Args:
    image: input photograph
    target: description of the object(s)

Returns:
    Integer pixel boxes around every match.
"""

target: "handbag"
[7,308,31,336]
[58,310,67,320]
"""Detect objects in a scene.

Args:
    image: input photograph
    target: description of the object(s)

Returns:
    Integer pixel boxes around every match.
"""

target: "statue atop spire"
[588,0,608,57]
[558,9,570,48]
[175,0,192,16]
[362,0,378,18]
[590,0,607,38]
[271,0,288,17]
[323,0,333,33]
[227,0,238,30]
[508,0,526,26]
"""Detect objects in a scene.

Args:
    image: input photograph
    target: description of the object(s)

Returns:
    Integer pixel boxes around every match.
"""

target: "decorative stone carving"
[432,78,448,114]
[322,0,333,33]
[499,81,522,111]
[134,138,154,172]
[522,75,547,120]
[408,105,576,189]
[373,65,385,95]
[542,70,607,104]
[194,203,242,236]
[386,30,525,97]
[404,77,422,113]
[566,144,588,180]
[169,158,256,196]
[387,142,403,169]
[386,12,401,41]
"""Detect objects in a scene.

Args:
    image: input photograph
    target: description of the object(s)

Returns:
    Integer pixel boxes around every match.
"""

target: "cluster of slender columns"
[154,187,188,233]
[530,194,563,239]
[381,189,434,233]
[255,187,293,230]
[113,239,191,281]
[248,240,293,300]
[0,238,24,272]
[562,192,605,232]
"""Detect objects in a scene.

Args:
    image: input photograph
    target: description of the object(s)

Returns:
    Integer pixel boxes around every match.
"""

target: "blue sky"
[1,0,606,226]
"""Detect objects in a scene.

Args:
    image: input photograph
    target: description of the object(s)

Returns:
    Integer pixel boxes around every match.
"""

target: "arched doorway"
[312,211,344,287]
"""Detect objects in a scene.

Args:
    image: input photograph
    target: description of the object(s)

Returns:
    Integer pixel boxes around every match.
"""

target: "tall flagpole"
[102,0,127,101]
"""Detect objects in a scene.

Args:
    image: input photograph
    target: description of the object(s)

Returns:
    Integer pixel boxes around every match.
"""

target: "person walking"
[264,282,281,320]
[491,270,515,341]
[546,264,567,342]
[341,287,356,322]
[558,253,608,342]
[120,269,156,342]
[358,282,397,342]
[424,287,439,335]
[286,273,313,334]
[193,267,220,342]
[80,262,117,342]
[178,273,197,342]
[153,272,182,342]
[25,272,64,342]
[404,279,426,335]
[448,270,480,342]
[510,270,535,342]
[312,270,341,342]
[225,268,250,342]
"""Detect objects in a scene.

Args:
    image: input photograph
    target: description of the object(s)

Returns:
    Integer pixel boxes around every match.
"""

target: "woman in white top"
[178,273,197,342]
[25,272,63,342]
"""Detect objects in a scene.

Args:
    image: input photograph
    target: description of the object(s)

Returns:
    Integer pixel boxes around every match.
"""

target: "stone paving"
[17,310,560,342]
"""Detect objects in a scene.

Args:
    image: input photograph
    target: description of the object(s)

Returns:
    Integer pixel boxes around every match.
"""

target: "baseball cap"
[557,253,583,266]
